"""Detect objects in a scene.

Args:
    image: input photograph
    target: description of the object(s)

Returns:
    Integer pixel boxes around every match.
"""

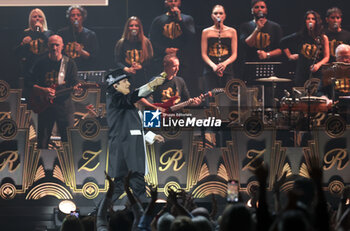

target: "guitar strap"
[58,55,69,85]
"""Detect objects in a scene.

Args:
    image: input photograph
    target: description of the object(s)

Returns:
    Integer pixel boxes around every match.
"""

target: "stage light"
[58,200,76,214]
[156,199,167,203]
[246,198,259,208]
[246,198,253,208]
[55,200,79,228]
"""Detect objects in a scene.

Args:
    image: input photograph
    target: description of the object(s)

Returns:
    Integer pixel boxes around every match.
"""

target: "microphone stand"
[217,20,222,63]
[306,36,321,130]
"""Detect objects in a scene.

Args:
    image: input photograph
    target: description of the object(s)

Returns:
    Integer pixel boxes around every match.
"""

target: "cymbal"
[256,76,292,82]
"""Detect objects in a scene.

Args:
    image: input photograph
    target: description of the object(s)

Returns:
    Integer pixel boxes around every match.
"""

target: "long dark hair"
[115,16,153,63]
[301,10,324,39]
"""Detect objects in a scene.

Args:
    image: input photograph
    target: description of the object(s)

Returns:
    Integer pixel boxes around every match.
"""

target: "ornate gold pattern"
[246,181,259,197]
[269,141,290,189]
[299,163,310,178]
[145,144,158,186]
[0,80,10,102]
[217,164,229,181]
[0,183,16,200]
[325,116,346,138]
[0,150,20,173]
[53,165,65,183]
[82,182,99,199]
[222,141,239,182]
[78,118,100,140]
[78,150,102,172]
[164,181,181,196]
[280,181,294,192]
[159,149,185,172]
[25,182,73,200]
[242,149,266,171]
[0,119,17,140]
[225,79,247,101]
[282,163,292,177]
[71,88,89,101]
[185,142,205,191]
[323,148,349,171]
[34,165,45,182]
[303,142,320,175]
[244,117,264,137]
[198,163,209,182]
[328,180,344,195]
[192,181,227,198]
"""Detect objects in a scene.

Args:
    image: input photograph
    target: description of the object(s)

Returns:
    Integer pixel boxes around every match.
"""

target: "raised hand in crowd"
[273,171,288,213]
[251,161,273,231]
[124,171,137,206]
[308,161,330,231]
[209,194,217,221]
[336,186,350,222]
[167,187,192,218]
[138,184,158,231]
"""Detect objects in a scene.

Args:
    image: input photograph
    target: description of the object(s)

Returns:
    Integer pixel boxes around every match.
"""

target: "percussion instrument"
[280,96,331,113]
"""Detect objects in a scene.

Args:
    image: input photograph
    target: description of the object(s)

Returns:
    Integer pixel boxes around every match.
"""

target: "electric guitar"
[152,88,224,113]
[28,82,98,114]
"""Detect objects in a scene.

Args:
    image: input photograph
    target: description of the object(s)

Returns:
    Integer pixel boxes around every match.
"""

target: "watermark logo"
[143,110,161,128]
[143,110,222,128]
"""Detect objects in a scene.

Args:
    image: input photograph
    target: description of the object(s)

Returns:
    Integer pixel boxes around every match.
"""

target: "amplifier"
[77,70,106,84]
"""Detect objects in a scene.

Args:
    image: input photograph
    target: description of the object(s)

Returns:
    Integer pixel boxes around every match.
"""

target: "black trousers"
[37,99,74,149]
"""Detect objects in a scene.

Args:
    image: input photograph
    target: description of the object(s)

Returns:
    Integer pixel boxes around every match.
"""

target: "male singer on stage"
[240,0,282,83]
[26,35,79,149]
[324,7,350,63]
[105,68,165,203]
[149,0,195,86]
[58,5,99,70]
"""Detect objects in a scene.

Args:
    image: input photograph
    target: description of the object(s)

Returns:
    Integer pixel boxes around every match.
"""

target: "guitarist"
[142,54,202,111]
[26,35,80,149]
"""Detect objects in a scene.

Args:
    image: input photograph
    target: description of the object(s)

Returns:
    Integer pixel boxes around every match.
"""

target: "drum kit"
[252,62,350,128]
[255,75,331,128]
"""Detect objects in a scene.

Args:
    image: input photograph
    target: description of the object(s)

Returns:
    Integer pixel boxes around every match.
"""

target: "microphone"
[256,11,265,19]
[308,22,313,30]
[333,23,339,30]
[35,26,40,32]
[74,20,79,28]
[131,29,138,37]
[171,7,178,18]
[217,17,221,23]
